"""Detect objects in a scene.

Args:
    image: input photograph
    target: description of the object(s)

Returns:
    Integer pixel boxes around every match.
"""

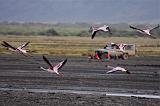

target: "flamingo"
[90,25,112,39]
[40,55,67,77]
[1,41,31,56]
[106,65,130,74]
[129,24,159,39]
[117,43,125,52]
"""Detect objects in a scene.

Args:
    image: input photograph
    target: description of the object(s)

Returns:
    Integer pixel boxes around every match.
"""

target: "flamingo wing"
[54,59,67,70]
[91,31,97,39]
[107,27,112,34]
[129,25,144,32]
[148,35,156,39]
[43,56,53,68]
[150,24,160,31]
[18,42,30,49]
[2,41,16,50]
[90,26,94,32]
[1,43,8,47]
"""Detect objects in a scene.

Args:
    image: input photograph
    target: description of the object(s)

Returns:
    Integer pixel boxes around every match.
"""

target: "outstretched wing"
[148,35,156,39]
[2,41,16,50]
[150,24,160,31]
[54,59,67,70]
[43,56,53,68]
[107,27,112,34]
[129,25,144,32]
[18,42,30,49]
[91,31,97,39]
[1,43,8,47]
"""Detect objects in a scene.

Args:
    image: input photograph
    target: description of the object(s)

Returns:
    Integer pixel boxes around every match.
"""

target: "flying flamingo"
[40,56,67,77]
[1,41,31,56]
[106,65,130,74]
[90,25,112,39]
[129,24,159,39]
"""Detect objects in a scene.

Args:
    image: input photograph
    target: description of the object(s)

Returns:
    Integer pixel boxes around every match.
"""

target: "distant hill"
[0,22,159,37]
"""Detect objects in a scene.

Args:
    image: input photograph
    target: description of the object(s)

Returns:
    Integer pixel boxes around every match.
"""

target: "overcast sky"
[0,0,159,23]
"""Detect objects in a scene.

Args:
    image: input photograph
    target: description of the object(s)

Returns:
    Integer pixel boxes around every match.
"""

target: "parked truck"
[93,43,136,60]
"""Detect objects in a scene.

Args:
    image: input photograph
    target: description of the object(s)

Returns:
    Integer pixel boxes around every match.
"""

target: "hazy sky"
[0,0,159,23]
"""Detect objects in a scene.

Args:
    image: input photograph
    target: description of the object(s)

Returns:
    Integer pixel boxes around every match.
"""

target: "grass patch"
[0,35,160,56]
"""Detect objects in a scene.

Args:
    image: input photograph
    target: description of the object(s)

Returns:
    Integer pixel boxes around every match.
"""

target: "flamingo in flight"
[1,41,31,56]
[106,65,130,74]
[90,25,112,39]
[129,24,159,39]
[40,55,67,77]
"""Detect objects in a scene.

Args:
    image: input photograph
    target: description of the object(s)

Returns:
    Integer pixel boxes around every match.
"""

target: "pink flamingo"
[40,56,67,77]
[1,41,31,56]
[106,65,130,74]
[129,24,159,39]
[90,25,112,39]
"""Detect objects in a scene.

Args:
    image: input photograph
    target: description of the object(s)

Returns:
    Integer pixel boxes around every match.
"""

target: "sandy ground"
[0,54,159,106]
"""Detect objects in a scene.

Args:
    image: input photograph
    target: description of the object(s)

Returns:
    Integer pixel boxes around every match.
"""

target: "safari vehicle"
[94,43,136,60]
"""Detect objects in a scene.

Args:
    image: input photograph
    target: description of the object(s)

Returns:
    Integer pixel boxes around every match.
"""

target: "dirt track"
[0,54,159,106]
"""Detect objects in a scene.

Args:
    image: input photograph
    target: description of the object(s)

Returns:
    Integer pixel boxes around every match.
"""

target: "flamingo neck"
[40,67,47,71]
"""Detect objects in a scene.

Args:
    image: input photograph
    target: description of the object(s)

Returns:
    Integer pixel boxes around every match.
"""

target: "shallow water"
[0,87,160,99]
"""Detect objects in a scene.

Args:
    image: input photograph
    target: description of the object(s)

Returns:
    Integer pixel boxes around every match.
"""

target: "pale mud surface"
[0,54,159,106]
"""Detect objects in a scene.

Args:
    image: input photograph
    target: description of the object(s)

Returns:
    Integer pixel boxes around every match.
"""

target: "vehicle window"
[124,45,133,50]
[105,45,112,49]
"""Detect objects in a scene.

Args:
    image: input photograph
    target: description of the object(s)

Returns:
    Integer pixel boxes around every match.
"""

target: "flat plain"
[0,54,159,106]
